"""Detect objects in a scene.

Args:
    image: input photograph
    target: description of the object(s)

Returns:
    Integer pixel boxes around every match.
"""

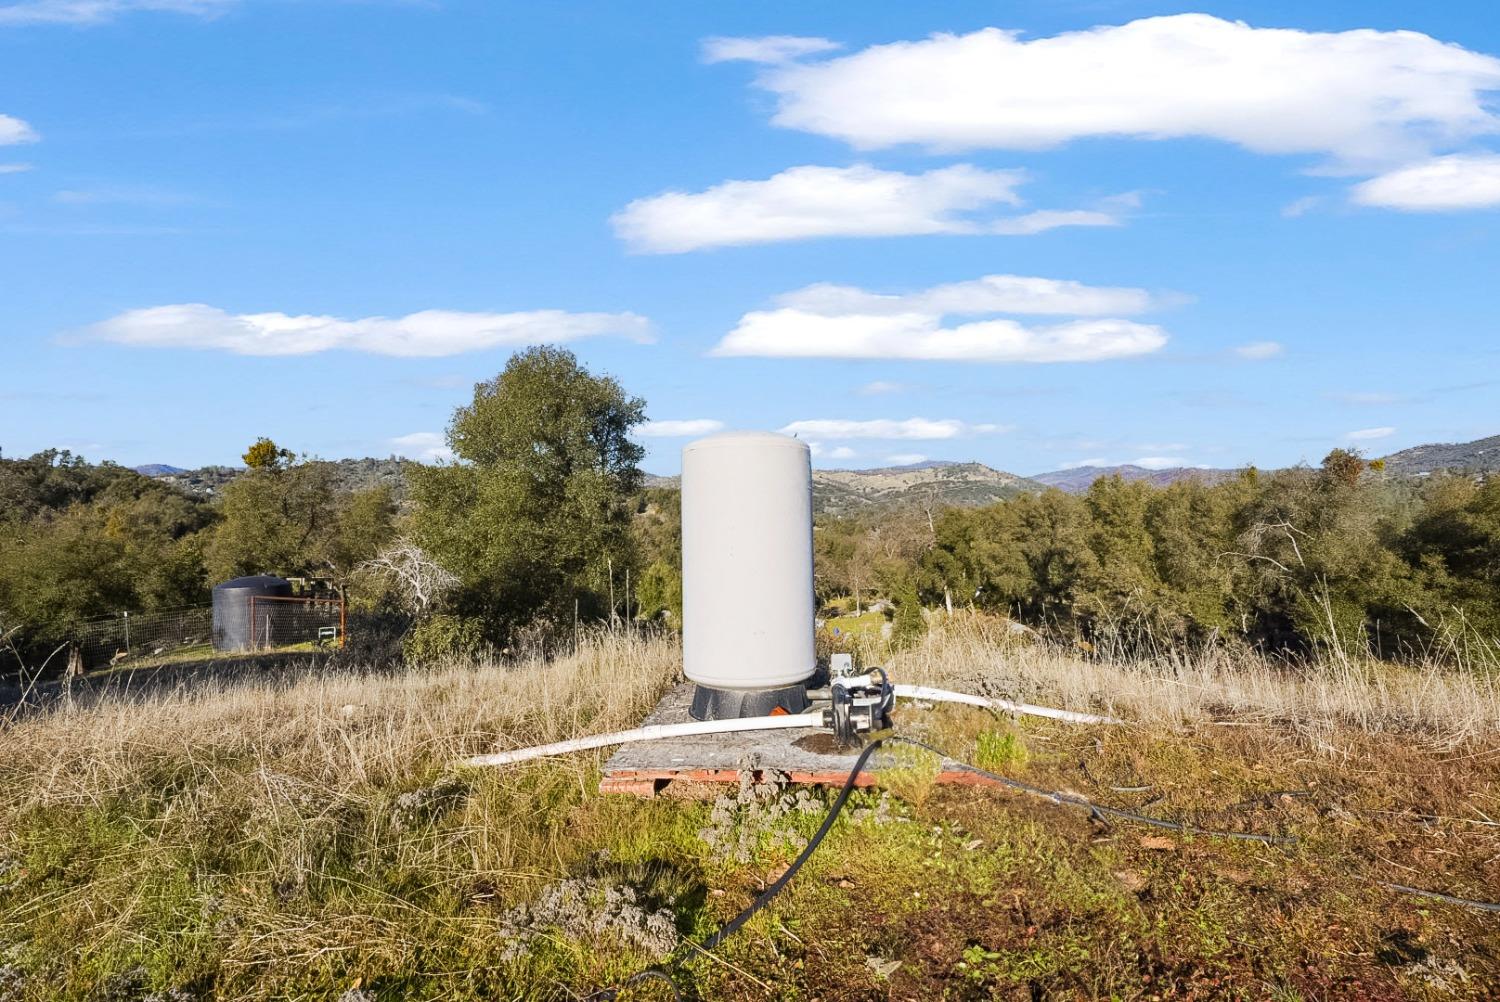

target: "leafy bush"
[889,579,927,650]
[400,614,488,664]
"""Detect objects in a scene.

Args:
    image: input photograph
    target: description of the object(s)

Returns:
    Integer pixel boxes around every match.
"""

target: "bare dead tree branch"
[359,541,459,616]
[1216,551,1293,574]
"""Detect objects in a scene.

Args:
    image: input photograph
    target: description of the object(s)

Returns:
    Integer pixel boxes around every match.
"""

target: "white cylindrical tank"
[682,432,815,709]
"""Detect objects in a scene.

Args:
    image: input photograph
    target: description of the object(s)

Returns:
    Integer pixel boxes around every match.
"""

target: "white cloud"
[779,418,1003,440]
[988,208,1121,235]
[1352,154,1500,210]
[778,274,1156,317]
[0,0,230,25]
[718,272,1168,364]
[88,303,652,357]
[1233,340,1284,360]
[715,311,1166,363]
[804,441,857,461]
[755,15,1500,168]
[612,164,1126,253]
[720,271,1164,366]
[1347,426,1396,440]
[858,380,904,395]
[885,453,927,465]
[635,419,725,438]
[701,35,840,65]
[0,162,32,174]
[0,114,37,144]
[390,432,454,463]
[615,164,1015,253]
[1132,456,1192,470]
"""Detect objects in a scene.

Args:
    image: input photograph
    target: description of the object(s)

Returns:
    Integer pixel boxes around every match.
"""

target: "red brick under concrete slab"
[599,682,1001,798]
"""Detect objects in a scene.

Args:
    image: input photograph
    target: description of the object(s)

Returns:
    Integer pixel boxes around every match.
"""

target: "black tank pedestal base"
[689,683,810,721]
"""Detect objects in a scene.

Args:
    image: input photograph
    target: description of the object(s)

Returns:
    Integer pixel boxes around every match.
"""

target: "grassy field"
[1,621,1498,1000]
[821,609,888,641]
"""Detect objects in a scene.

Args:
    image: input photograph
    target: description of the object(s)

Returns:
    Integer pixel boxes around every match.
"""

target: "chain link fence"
[67,595,343,671]
[72,606,215,670]
[245,596,345,650]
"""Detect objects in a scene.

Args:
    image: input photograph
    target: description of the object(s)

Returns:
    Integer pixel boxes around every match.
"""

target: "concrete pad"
[600,682,998,797]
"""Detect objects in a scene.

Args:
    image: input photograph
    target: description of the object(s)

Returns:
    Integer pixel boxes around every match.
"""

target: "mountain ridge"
[1379,434,1500,476]
[643,460,1039,513]
[135,431,1498,511]
[1030,464,1241,494]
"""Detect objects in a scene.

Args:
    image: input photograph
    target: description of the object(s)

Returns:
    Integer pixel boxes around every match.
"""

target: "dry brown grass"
[0,631,684,1000]
[2,624,1498,999]
[893,614,1500,748]
[7,617,1496,813]
[1,630,675,813]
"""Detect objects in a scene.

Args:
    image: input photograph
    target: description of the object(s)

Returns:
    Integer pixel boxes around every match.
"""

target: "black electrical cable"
[590,732,1300,998]
[891,737,1299,846]
[698,736,888,952]
[586,737,890,1000]
[584,968,683,1001]
[905,741,1500,913]
[1374,880,1500,913]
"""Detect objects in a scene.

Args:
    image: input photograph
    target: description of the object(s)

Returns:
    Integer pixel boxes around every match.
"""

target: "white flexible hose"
[462,686,1116,769]
[894,684,1120,726]
[462,710,824,768]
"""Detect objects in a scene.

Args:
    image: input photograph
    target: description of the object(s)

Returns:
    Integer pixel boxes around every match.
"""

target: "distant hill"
[1379,434,1500,476]
[642,460,1040,514]
[1028,432,1500,494]
[136,431,1498,511]
[1031,464,1241,495]
[141,457,413,500]
[814,461,1039,514]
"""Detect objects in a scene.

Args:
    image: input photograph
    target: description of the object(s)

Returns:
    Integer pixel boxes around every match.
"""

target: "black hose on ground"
[893,737,1299,846]
[586,737,890,1000]
[1374,880,1500,914]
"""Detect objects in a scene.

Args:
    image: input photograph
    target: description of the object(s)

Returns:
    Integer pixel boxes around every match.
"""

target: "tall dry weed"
[892,614,1500,747]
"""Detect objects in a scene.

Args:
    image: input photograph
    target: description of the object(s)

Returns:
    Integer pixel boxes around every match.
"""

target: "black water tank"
[212,575,293,651]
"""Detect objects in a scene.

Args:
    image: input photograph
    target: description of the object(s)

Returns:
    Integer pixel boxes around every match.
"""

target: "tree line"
[0,348,664,672]
[4,346,1496,674]
[816,451,1499,660]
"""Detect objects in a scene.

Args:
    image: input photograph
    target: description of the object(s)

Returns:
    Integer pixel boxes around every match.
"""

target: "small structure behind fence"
[213,575,293,652]
[68,593,344,672]
[246,595,345,651]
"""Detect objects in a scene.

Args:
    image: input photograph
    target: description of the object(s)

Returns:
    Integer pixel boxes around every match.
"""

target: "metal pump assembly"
[814,662,895,745]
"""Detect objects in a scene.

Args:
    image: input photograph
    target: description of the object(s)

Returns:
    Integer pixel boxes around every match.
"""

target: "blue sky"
[1,1,1497,476]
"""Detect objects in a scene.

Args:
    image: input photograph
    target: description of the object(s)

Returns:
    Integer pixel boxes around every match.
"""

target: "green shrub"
[401,614,487,664]
[889,580,927,650]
